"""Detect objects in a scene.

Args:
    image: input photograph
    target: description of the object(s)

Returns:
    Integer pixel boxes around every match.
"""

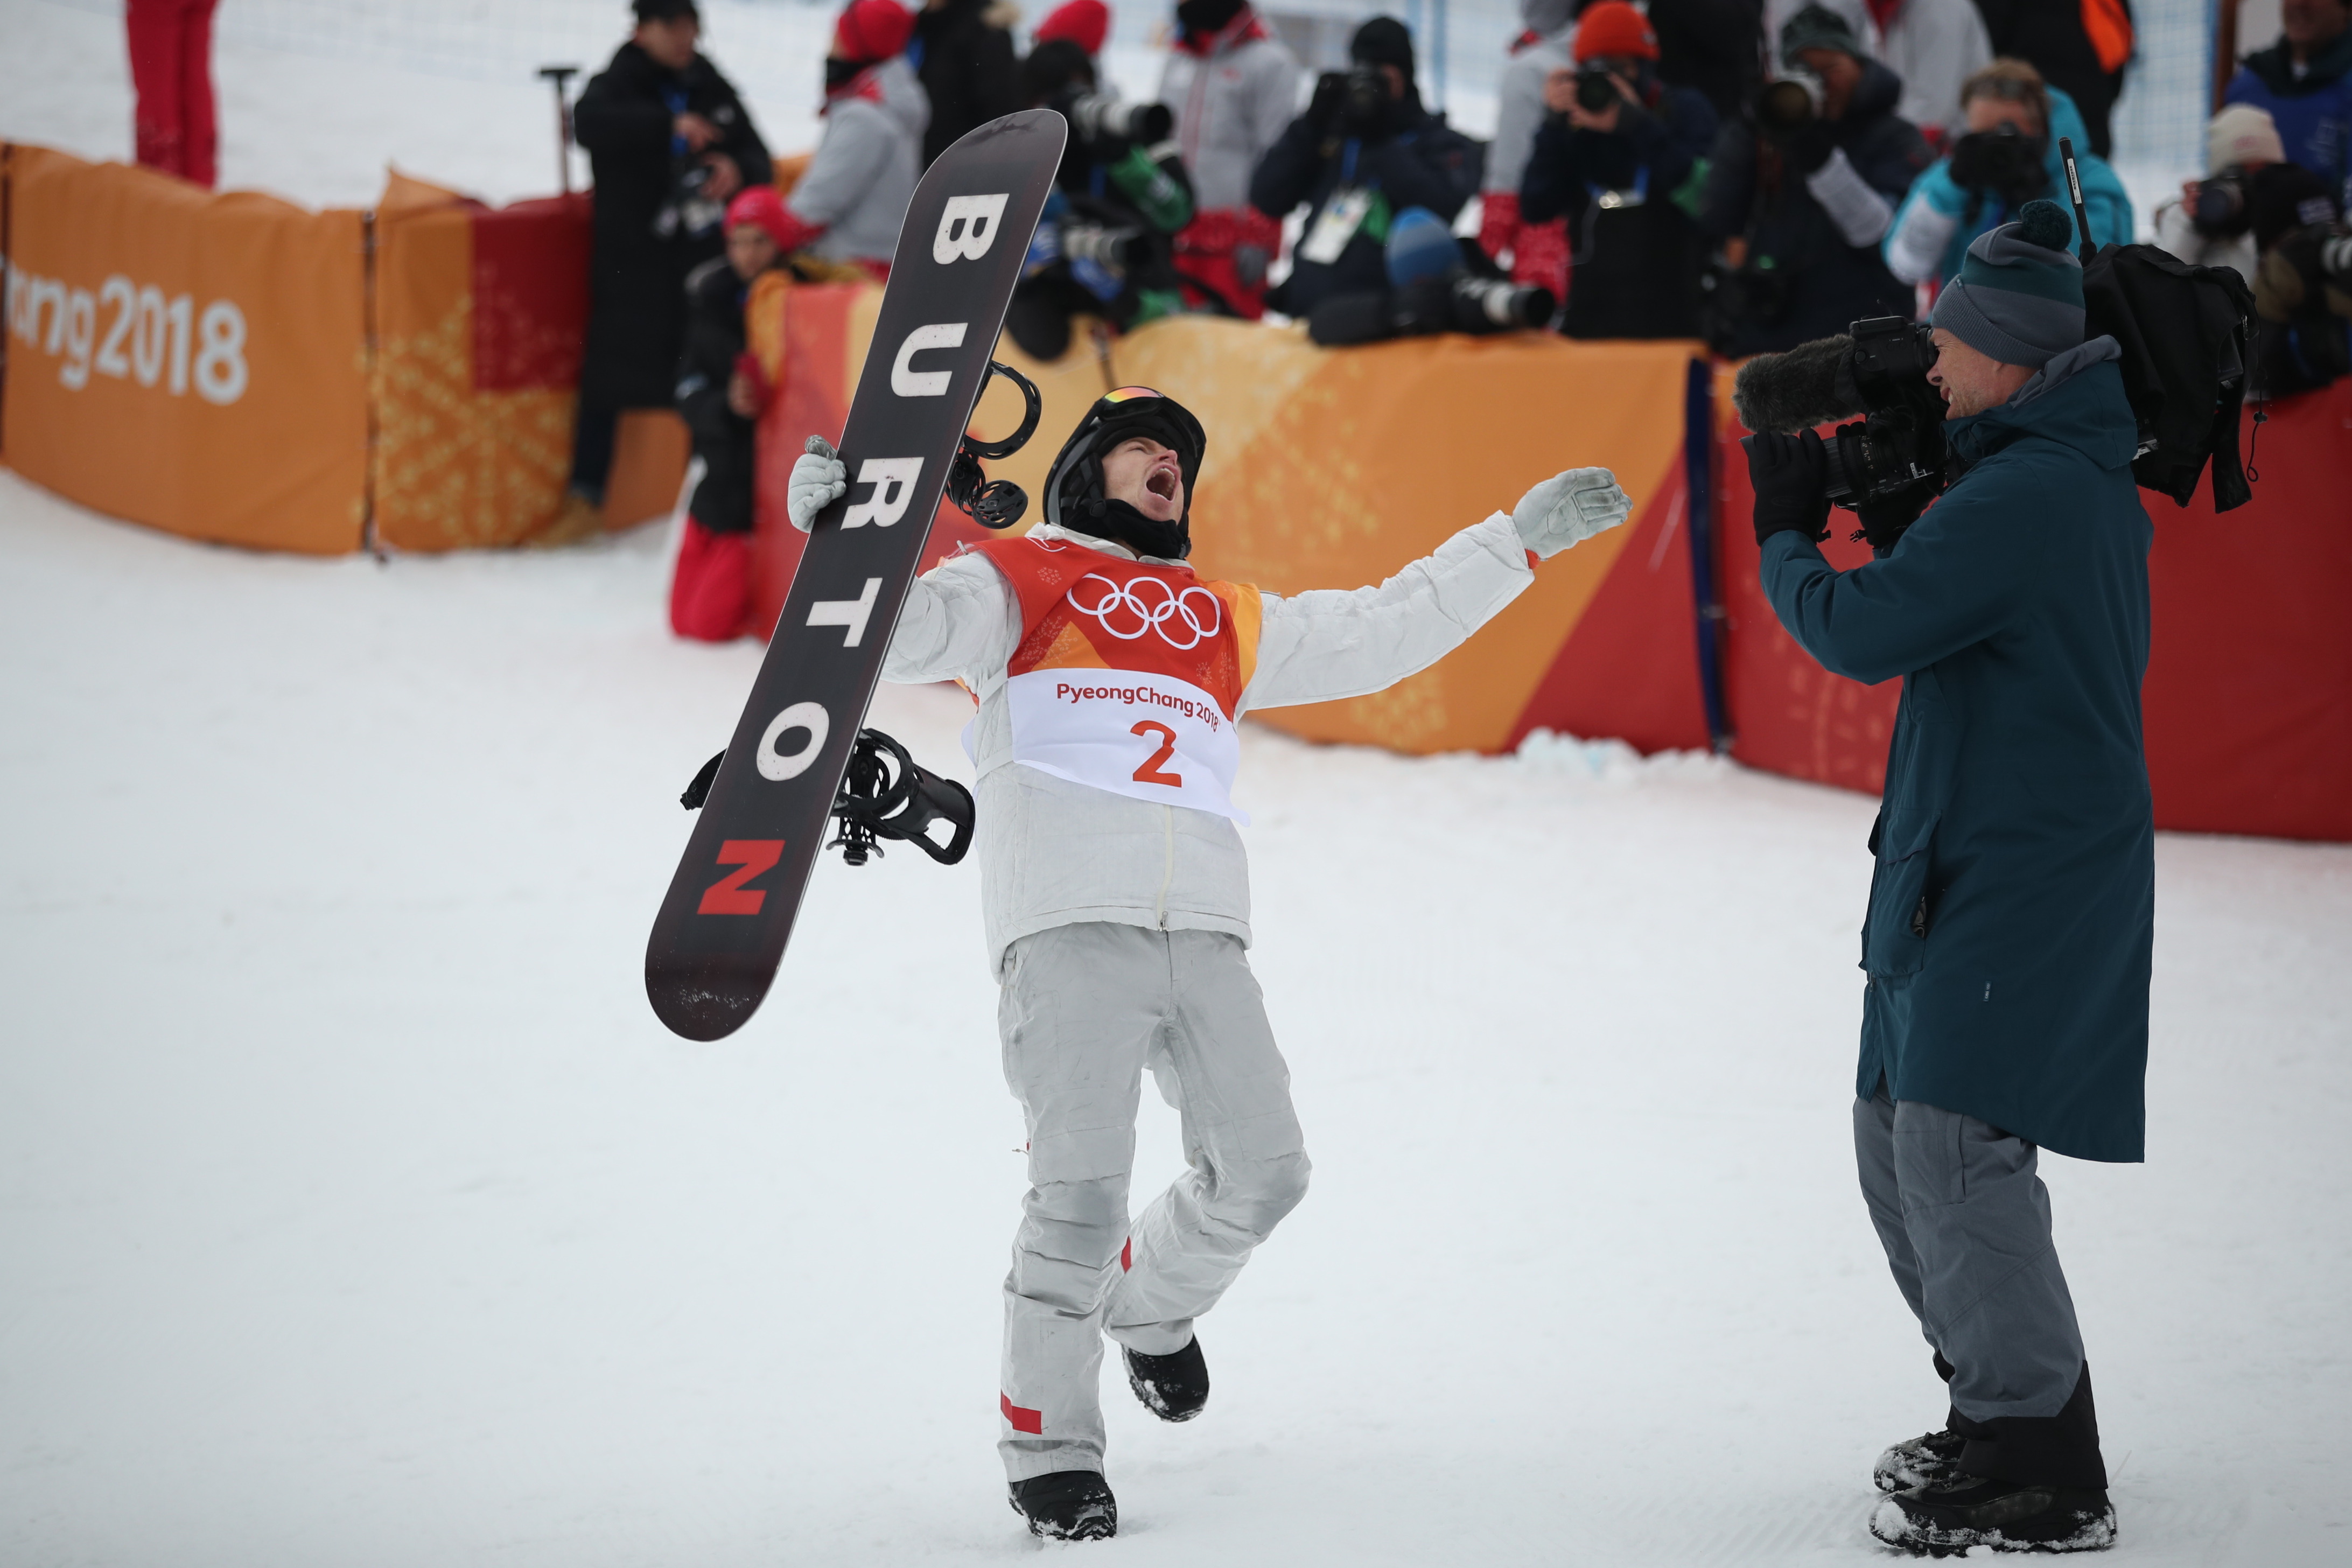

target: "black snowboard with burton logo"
[645,110,1064,1041]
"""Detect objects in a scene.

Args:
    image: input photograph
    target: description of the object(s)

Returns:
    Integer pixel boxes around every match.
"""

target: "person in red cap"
[1033,0,1111,57]
[666,186,794,641]
[1518,0,1718,338]
[759,0,929,277]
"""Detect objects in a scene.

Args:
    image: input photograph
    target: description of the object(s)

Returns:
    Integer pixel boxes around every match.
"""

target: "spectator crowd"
[528,0,2352,639]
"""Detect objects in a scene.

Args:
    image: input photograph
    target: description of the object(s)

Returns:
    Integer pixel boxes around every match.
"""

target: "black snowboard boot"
[1007,1471,1117,1541]
[1871,1474,2116,1555]
[1874,1427,1966,1493]
[1124,1335,1209,1422]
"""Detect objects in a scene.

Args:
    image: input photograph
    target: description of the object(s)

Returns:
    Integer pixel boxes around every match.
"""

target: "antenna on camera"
[2057,136,2095,264]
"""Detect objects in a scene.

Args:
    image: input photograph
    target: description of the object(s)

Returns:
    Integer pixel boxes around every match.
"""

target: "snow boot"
[1871,1474,2116,1555]
[1875,1427,1966,1492]
[1008,1471,1117,1541]
[1124,1335,1209,1422]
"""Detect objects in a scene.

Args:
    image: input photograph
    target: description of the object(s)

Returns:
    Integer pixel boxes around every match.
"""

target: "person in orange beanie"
[1033,0,1111,58]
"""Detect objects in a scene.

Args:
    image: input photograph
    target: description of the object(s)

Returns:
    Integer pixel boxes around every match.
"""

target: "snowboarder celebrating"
[787,388,1631,1540]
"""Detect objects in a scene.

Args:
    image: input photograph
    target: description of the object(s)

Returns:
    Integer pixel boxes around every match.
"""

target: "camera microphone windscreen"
[1730,333,1858,434]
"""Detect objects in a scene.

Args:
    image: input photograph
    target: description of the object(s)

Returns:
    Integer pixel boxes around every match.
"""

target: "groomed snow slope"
[4,477,2349,1566]
[4,6,2348,1559]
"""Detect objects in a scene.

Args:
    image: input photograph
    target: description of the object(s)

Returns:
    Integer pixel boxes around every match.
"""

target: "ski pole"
[538,65,579,195]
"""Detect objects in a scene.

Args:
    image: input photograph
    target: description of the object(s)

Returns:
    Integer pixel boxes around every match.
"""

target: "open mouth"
[1145,467,1179,502]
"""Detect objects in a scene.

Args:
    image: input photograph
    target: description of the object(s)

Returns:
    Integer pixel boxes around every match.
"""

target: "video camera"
[1732,316,1948,526]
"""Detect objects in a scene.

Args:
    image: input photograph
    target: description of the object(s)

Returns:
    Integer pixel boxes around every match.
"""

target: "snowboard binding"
[824,727,976,866]
[677,731,975,869]
[944,359,1042,530]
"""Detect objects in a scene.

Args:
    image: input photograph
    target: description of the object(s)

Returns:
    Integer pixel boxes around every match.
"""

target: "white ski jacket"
[884,513,1534,970]
[1159,18,1303,213]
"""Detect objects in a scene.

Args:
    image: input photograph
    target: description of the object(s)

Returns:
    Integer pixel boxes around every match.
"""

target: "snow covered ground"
[4,6,2347,1561]
[6,478,2351,1567]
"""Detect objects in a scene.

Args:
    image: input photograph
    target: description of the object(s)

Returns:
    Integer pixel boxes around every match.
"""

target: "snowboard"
[645,110,1065,1042]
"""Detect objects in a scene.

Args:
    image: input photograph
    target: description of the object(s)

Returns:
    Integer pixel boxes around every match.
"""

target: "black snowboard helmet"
[1043,386,1208,533]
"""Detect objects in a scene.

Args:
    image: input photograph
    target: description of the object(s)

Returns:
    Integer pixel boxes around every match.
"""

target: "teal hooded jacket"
[1759,344,2154,1162]
[1883,86,2133,288]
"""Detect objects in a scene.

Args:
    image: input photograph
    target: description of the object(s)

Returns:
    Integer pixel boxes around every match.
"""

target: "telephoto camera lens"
[2192,171,2250,236]
[1070,93,1175,145]
[1061,223,1147,272]
[1451,275,1556,331]
[1757,74,1820,132]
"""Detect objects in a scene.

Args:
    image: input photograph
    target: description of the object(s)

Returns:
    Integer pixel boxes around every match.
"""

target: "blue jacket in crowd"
[1760,341,2154,1164]
[2225,26,2352,211]
[1883,87,2132,288]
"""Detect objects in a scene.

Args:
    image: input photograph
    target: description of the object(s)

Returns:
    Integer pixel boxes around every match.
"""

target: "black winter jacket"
[913,0,1022,168]
[1250,99,1483,316]
[1521,81,1718,338]
[1697,59,1928,356]
[574,42,771,407]
[1973,0,2129,158]
[674,258,757,535]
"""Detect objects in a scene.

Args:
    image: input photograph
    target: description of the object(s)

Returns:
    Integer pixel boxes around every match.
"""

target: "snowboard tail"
[645,111,1066,1041]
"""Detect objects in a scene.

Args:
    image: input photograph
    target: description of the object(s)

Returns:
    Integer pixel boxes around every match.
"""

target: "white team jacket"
[883,513,1535,970]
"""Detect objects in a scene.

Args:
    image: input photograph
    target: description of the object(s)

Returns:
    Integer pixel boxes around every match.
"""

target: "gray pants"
[995,922,1312,1482]
[1853,1089,2086,1423]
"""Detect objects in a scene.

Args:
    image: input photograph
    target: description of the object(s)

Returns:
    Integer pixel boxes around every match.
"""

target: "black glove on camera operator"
[1005,39,1196,360]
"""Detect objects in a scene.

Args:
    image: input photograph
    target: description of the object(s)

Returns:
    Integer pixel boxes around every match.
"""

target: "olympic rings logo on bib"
[1067,572,1225,649]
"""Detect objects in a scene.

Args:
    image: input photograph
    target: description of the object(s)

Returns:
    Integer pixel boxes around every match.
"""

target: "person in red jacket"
[126,0,220,187]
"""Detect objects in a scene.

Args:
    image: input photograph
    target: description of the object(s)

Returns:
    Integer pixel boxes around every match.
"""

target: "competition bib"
[974,537,1261,823]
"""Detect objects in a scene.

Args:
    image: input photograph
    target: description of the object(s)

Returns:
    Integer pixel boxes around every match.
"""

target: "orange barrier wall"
[372,173,586,549]
[1,143,368,554]
[1713,371,2352,842]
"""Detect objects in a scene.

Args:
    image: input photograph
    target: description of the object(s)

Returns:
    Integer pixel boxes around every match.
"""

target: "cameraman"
[1696,4,1927,354]
[1004,39,1196,360]
[566,0,772,531]
[1744,202,2150,1556]
[1519,2,1718,339]
[1249,17,1482,318]
[1884,58,2131,290]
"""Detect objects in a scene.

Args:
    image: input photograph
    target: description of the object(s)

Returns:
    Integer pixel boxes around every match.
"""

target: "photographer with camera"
[564,0,772,532]
[1159,0,1299,319]
[1884,58,2130,291]
[1248,16,1483,318]
[1696,4,1928,355]
[1518,2,1717,339]
[1744,201,2150,1557]
[2161,104,2352,397]
[2224,0,2352,214]
[1004,38,1196,359]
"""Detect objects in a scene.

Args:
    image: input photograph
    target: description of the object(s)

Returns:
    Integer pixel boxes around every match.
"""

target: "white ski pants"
[995,922,1311,1481]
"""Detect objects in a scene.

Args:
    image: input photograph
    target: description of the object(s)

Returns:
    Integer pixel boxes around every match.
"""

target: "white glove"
[1511,466,1632,559]
[787,435,848,533]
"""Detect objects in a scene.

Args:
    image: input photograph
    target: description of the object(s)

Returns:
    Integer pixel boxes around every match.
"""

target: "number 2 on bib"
[1130,720,1183,787]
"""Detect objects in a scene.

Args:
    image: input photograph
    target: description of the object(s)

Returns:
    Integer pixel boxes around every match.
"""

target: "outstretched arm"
[1241,468,1630,711]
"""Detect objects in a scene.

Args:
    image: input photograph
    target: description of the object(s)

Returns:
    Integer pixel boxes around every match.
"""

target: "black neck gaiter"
[1072,496,1192,561]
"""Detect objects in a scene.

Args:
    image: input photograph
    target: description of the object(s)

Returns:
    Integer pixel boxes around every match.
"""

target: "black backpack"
[2063,141,2259,512]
